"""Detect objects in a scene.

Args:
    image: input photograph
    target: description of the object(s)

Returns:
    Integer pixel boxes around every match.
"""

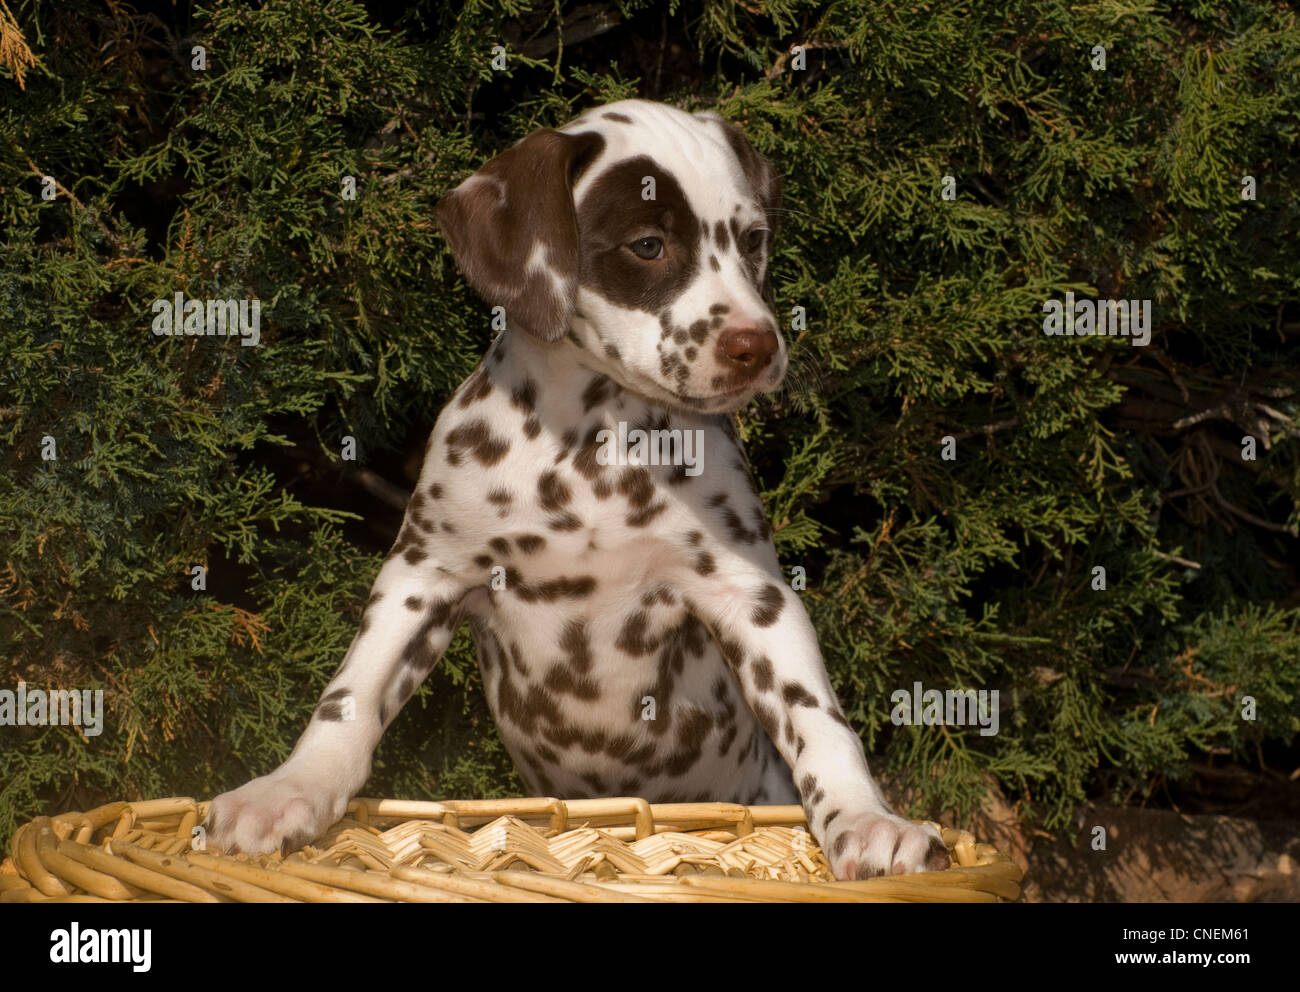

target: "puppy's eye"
[745,229,767,254]
[629,237,664,260]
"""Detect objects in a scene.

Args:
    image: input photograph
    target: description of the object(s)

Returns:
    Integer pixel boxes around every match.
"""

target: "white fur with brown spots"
[205,100,949,880]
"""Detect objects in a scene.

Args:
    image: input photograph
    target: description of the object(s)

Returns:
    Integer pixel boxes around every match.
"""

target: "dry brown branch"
[0,0,38,90]
[766,40,851,81]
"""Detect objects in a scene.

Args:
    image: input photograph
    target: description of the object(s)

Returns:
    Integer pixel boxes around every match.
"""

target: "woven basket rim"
[1,795,1025,904]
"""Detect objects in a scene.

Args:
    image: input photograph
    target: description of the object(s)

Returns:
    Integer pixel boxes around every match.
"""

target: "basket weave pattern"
[1,796,1023,903]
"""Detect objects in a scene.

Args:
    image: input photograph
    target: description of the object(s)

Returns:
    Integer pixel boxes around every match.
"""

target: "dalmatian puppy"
[205,99,950,880]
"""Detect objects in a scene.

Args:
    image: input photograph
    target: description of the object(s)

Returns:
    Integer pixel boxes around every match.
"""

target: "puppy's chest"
[471,582,762,801]
[458,434,722,632]
[420,355,748,574]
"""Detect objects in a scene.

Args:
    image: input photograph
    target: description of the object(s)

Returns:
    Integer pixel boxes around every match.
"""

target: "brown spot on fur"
[576,157,701,314]
[615,610,658,656]
[582,374,613,411]
[753,701,780,742]
[457,369,493,407]
[445,419,510,466]
[538,471,572,510]
[714,220,730,251]
[782,681,818,707]
[511,379,537,412]
[315,687,352,722]
[516,534,546,554]
[627,502,669,528]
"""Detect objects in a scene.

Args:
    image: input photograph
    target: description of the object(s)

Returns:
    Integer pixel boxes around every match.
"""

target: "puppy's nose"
[716,325,778,375]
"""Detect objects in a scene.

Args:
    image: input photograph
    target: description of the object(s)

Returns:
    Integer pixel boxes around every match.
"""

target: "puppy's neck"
[489,327,641,417]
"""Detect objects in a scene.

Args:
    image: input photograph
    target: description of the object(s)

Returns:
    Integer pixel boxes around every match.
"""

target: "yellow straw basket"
[1,796,1023,903]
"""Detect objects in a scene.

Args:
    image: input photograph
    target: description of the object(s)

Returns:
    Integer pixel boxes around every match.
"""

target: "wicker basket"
[0,796,1023,903]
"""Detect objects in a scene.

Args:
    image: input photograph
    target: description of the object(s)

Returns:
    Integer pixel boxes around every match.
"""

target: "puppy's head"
[437,100,784,414]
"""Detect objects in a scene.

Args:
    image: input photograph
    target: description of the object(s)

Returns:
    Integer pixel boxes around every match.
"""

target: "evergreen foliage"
[1,0,1297,849]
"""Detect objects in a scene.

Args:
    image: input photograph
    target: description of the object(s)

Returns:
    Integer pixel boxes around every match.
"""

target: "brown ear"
[436,128,606,341]
[696,112,783,304]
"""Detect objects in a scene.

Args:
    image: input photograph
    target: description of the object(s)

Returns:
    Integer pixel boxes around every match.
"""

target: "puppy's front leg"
[205,547,469,855]
[683,558,950,880]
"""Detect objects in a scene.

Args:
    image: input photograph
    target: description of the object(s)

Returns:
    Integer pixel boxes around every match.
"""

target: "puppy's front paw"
[204,771,348,856]
[824,811,950,880]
